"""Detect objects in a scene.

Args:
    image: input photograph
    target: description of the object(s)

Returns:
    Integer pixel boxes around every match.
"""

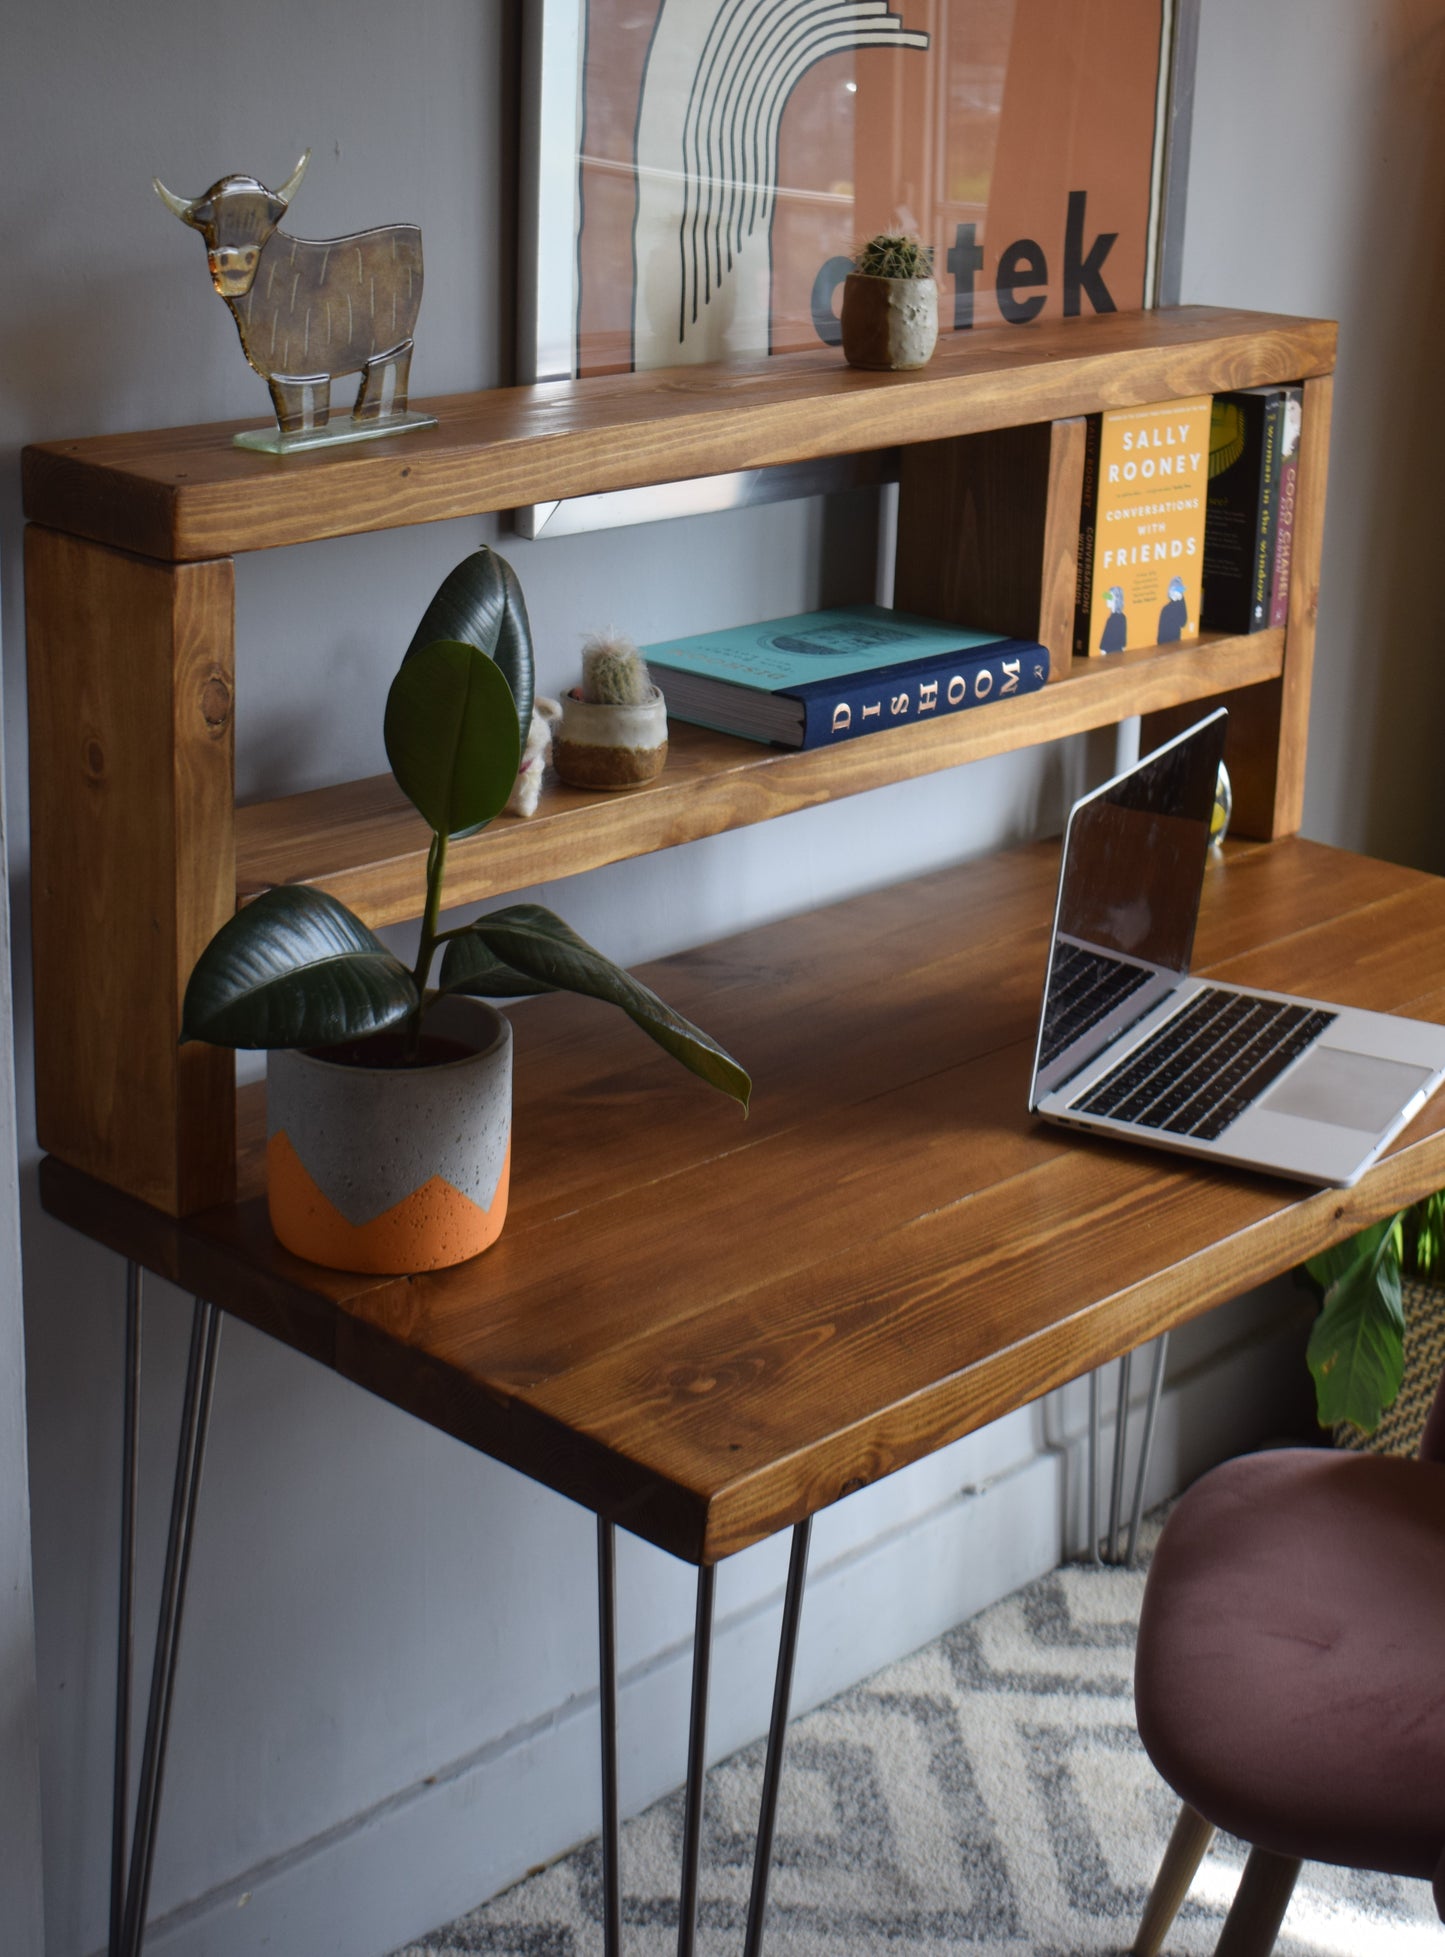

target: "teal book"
[643,604,1049,748]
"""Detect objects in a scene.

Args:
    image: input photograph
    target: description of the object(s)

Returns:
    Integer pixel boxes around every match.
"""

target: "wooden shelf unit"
[22,306,1336,1217]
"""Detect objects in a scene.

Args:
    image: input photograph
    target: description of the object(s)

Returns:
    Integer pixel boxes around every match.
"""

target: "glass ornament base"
[233,410,437,455]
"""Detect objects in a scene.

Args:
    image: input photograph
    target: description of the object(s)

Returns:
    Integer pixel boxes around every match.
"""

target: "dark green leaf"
[1307,1223,1406,1433]
[440,904,751,1111]
[436,932,556,998]
[404,546,534,736]
[384,640,521,838]
[181,885,417,1049]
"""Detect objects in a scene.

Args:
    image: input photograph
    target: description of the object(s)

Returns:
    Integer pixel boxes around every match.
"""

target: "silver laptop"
[1029,709,1445,1186]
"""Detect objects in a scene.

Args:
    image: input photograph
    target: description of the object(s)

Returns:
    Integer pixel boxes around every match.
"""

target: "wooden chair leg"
[1213,1847,1303,1957]
[1132,1802,1217,1956]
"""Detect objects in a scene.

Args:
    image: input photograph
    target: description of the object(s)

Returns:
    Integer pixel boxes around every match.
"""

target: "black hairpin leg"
[1107,1348,1135,1563]
[1126,1332,1169,1567]
[742,1519,811,1957]
[1088,1370,1103,1566]
[110,1262,143,1957]
[676,1562,716,1957]
[111,1288,223,1957]
[598,1519,622,1957]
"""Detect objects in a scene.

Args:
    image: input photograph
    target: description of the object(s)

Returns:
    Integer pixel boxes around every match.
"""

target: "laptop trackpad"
[1259,1046,1432,1134]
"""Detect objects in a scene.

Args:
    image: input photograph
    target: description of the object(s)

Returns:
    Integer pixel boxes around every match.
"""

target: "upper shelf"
[22,306,1336,564]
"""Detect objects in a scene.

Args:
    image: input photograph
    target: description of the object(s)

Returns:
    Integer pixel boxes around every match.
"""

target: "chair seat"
[1135,1447,1445,1883]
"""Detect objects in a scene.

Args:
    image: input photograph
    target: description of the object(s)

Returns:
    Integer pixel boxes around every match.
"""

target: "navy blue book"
[643,604,1050,749]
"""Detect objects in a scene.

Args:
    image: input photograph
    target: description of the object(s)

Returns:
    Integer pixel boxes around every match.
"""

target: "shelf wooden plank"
[236,629,1285,926]
[39,839,1445,1563]
[22,307,1335,563]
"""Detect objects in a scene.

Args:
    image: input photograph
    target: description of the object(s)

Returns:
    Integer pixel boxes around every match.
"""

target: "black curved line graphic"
[733,1,863,245]
[755,16,915,240]
[662,0,929,347]
[707,0,797,281]
[690,0,748,316]
[679,0,743,335]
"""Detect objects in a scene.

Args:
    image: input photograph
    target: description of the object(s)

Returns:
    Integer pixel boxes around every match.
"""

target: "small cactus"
[580,632,653,706]
[853,233,934,281]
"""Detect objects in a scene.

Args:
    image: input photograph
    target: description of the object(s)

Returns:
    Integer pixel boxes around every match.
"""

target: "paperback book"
[1074,395,1211,657]
[643,605,1050,749]
[1201,385,1300,633]
[1268,387,1305,629]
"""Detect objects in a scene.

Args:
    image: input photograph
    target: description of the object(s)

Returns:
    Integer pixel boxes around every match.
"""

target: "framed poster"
[517,0,1192,529]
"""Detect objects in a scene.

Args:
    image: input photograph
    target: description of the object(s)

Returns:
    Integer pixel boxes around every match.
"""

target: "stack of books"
[1200,385,1304,634]
[1074,387,1304,656]
[644,605,1049,750]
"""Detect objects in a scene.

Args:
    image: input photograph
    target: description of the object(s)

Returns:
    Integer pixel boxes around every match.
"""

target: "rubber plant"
[180,546,750,1111]
[1302,1189,1445,1434]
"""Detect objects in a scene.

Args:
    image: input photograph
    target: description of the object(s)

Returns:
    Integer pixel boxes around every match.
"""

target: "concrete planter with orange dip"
[266,996,512,1274]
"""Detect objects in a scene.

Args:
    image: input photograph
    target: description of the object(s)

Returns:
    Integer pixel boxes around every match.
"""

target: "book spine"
[797,642,1050,748]
[1249,394,1283,630]
[1268,386,1302,629]
[1201,392,1264,634]
[1073,414,1102,658]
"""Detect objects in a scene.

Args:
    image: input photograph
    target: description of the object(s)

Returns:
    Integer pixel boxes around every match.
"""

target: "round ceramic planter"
[266,995,512,1274]
[553,686,669,790]
[840,273,939,371]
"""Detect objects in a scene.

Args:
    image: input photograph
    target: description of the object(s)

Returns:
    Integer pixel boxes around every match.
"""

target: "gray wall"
[3,2,1440,1953]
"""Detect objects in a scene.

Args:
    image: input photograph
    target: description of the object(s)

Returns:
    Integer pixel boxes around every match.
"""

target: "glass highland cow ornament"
[153,150,437,453]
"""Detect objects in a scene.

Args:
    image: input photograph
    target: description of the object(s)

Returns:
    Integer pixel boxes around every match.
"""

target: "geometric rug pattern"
[393,1530,1441,1957]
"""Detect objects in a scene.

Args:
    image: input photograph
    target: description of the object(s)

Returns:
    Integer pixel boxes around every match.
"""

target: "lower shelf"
[235,629,1285,929]
[40,835,1445,1563]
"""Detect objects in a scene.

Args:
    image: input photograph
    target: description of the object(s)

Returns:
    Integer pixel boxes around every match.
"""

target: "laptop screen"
[1030,710,1228,1105]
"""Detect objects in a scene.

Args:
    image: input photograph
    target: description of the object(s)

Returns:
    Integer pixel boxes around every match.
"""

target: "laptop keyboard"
[1069,987,1336,1140]
[1040,942,1156,1068]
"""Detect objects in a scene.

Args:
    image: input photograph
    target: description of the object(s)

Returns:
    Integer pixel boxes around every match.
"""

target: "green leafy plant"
[1302,1189,1445,1433]
[853,233,934,281]
[181,547,750,1110]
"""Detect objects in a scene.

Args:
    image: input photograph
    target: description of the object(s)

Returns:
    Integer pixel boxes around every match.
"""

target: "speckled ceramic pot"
[840,273,938,371]
[266,996,512,1274]
[553,687,669,790]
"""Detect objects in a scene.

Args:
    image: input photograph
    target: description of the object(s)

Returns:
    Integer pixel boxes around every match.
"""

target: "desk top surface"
[42,835,1445,1563]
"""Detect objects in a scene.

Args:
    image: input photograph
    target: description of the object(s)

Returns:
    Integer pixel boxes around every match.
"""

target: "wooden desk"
[44,831,1445,1957]
[46,831,1445,1561]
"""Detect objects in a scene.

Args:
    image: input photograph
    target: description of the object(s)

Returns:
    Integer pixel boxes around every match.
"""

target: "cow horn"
[274,150,310,208]
[152,176,195,223]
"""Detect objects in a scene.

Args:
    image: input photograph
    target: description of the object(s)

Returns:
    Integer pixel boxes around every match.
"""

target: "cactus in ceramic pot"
[853,233,934,282]
[581,633,654,706]
[555,630,669,790]
[841,232,939,372]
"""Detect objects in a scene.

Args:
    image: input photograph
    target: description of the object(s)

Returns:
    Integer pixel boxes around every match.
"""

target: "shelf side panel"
[27,528,237,1213]
[895,419,1087,676]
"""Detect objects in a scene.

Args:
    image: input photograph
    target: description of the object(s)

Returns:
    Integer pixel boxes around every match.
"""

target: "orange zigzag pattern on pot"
[267,1129,510,1273]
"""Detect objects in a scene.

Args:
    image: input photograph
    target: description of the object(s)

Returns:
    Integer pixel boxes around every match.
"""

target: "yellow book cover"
[1077,395,1211,656]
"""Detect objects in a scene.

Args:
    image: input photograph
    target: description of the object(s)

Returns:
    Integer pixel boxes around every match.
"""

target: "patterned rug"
[392,1530,1440,1957]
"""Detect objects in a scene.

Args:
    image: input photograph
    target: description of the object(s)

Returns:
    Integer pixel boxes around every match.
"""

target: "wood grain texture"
[23,309,1336,562]
[1142,375,1333,840]
[236,631,1285,928]
[894,416,1087,676]
[40,838,1445,1564]
[27,527,236,1213]
[1039,417,1090,674]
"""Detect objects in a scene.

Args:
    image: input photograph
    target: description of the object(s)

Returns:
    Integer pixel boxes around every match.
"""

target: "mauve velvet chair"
[1128,1368,1445,1956]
